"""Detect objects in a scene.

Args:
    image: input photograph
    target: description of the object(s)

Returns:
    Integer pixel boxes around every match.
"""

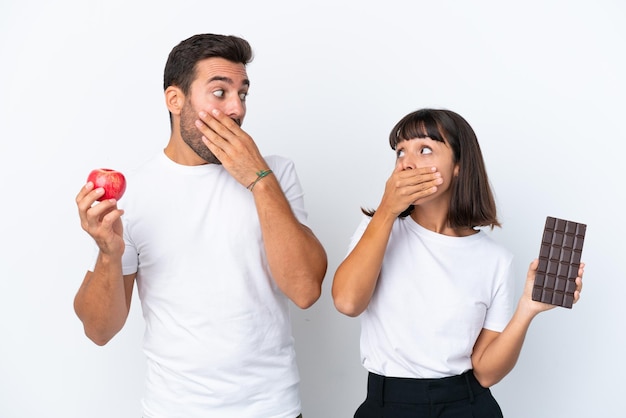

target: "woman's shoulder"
[475,230,515,260]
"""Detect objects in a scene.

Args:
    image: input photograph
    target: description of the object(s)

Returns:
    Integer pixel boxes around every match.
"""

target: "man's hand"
[75,182,125,257]
[196,108,269,188]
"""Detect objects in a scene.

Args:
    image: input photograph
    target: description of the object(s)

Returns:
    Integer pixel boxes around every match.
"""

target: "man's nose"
[223,95,245,121]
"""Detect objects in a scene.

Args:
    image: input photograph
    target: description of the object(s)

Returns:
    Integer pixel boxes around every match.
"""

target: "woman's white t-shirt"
[349,214,515,379]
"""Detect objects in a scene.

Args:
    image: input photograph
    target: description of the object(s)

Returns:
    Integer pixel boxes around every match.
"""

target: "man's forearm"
[74,253,132,345]
[251,176,327,308]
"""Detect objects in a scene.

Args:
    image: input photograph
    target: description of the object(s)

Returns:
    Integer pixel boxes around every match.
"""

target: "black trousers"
[354,370,503,418]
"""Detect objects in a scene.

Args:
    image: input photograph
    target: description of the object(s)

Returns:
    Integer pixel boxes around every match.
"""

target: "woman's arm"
[332,165,443,316]
[332,208,397,317]
[471,259,584,387]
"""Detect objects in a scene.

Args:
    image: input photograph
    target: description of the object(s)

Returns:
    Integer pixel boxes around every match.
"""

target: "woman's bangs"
[392,116,445,149]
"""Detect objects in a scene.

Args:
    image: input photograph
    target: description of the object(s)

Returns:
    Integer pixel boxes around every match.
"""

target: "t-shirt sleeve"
[85,214,138,276]
[483,256,515,332]
[346,214,372,257]
[267,155,310,227]
[120,211,138,276]
[86,241,99,272]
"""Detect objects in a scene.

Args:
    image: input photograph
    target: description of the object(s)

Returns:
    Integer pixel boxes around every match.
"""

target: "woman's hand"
[377,165,443,217]
[518,259,585,317]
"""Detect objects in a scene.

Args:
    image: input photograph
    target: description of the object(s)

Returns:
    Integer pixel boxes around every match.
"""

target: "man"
[74,33,327,418]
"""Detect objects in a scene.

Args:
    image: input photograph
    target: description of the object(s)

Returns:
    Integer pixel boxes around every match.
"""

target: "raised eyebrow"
[207,76,250,87]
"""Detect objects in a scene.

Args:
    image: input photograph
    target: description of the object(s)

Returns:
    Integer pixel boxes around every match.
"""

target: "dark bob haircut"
[365,108,500,229]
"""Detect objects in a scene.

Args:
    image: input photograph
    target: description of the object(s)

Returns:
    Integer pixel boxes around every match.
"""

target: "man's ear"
[165,86,184,116]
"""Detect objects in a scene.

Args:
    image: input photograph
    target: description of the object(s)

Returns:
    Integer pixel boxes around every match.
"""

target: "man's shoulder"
[264,154,298,175]
[124,152,165,178]
[264,154,293,166]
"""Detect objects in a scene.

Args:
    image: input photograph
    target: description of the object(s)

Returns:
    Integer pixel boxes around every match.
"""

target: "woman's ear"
[165,86,184,116]
[453,163,460,177]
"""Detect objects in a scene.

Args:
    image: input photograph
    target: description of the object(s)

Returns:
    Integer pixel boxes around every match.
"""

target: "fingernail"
[199,111,207,118]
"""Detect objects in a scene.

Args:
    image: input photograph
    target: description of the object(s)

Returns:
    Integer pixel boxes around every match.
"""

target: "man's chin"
[205,153,222,165]
[201,154,222,165]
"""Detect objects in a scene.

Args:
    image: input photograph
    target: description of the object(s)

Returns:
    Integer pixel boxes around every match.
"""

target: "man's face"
[179,57,250,163]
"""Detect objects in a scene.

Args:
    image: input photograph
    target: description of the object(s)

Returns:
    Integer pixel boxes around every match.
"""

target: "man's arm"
[74,267,136,345]
[250,175,327,308]
[196,109,327,308]
[74,182,135,344]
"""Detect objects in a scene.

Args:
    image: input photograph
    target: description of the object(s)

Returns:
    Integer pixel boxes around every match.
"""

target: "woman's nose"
[400,157,416,170]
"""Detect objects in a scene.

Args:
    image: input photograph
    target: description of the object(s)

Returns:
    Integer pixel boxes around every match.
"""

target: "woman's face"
[395,136,459,204]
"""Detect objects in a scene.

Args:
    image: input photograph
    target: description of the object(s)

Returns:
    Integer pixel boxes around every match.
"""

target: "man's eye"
[421,147,433,155]
[239,92,248,101]
[212,89,225,98]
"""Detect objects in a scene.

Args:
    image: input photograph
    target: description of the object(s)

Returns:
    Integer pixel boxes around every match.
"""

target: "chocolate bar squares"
[532,216,586,308]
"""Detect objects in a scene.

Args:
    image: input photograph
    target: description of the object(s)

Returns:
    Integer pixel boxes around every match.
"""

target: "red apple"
[87,168,127,201]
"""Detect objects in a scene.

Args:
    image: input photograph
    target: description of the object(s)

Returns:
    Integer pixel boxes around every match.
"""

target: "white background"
[1,1,624,417]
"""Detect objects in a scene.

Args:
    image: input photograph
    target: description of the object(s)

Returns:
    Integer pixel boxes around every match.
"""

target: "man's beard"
[179,101,221,164]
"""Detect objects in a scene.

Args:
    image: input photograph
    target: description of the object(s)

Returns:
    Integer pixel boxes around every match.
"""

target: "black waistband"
[366,370,487,405]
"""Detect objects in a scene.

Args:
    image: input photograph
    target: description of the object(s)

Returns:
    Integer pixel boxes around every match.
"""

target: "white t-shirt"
[348,214,515,379]
[115,151,307,418]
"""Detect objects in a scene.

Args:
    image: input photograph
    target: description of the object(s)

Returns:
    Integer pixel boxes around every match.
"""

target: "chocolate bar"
[532,216,586,308]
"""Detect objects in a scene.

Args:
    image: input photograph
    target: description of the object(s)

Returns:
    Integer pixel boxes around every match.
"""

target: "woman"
[332,108,583,417]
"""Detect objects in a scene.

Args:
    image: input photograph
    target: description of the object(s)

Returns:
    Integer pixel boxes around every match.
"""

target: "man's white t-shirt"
[348,214,515,379]
[114,152,307,418]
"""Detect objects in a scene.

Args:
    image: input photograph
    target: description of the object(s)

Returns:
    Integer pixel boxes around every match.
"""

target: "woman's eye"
[421,147,433,155]
[212,89,225,98]
[396,149,405,158]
